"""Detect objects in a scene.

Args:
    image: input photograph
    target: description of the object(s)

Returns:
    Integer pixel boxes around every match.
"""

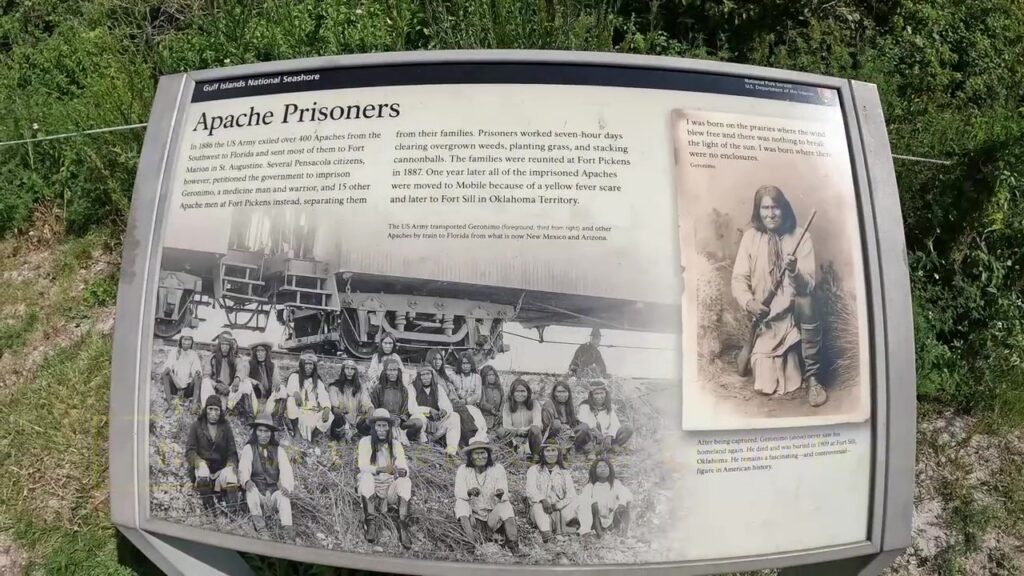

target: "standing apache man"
[568,328,609,378]
[185,395,242,516]
[731,185,827,407]
[285,351,333,442]
[160,328,202,411]
[525,438,578,542]
[357,408,414,549]
[239,412,296,541]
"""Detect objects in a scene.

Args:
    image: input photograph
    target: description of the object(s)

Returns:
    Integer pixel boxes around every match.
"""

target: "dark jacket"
[480,383,504,419]
[185,414,239,473]
[249,441,280,493]
[568,343,608,377]
[210,352,237,384]
[412,379,441,412]
[370,381,411,420]
[542,397,580,429]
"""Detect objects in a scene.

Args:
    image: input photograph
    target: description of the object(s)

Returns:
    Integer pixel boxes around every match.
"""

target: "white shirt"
[577,403,621,437]
[163,348,201,388]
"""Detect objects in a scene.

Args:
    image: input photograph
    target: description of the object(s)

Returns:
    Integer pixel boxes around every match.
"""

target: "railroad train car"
[155,205,678,363]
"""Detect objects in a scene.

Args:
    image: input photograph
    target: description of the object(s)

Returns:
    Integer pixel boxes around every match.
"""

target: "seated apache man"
[526,438,578,542]
[366,333,404,384]
[357,408,413,550]
[368,358,423,445]
[328,359,373,442]
[477,365,504,432]
[185,395,242,516]
[576,379,633,454]
[285,351,333,442]
[409,366,461,456]
[568,328,609,378]
[239,412,296,541]
[496,378,543,458]
[427,348,486,446]
[577,457,632,539]
[455,440,520,554]
[247,341,286,424]
[160,328,202,412]
[199,330,257,420]
[541,380,589,452]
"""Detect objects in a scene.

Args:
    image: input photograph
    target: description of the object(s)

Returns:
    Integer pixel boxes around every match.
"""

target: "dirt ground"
[147,342,674,565]
[701,357,863,420]
[0,536,25,576]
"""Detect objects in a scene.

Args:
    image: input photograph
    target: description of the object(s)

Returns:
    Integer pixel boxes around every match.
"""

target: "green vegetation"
[2,0,1022,422]
[0,0,1022,574]
[0,309,39,354]
[0,333,132,576]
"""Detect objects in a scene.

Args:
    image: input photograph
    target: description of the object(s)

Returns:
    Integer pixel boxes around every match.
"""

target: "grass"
[0,309,39,355]
[911,417,1024,576]
[0,333,133,576]
[0,0,1022,572]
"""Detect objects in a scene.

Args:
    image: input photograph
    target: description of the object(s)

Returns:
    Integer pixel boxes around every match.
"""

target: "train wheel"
[319,340,341,357]
[154,306,192,339]
[338,309,375,359]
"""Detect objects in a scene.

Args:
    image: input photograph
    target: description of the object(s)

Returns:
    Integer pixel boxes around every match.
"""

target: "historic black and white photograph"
[674,109,871,430]
[146,204,682,564]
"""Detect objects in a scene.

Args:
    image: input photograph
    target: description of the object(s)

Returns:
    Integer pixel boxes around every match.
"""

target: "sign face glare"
[111,52,914,576]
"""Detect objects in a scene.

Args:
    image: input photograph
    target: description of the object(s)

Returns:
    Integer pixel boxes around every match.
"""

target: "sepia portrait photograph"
[674,108,872,430]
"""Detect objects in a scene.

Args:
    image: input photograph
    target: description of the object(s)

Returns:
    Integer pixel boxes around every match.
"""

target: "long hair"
[210,338,237,382]
[582,385,614,413]
[247,424,280,451]
[374,333,398,360]
[750,185,797,235]
[297,358,320,389]
[426,348,453,384]
[588,457,616,486]
[457,351,478,375]
[464,447,494,469]
[370,423,396,465]
[248,345,275,381]
[538,443,569,469]
[479,365,504,414]
[549,380,576,424]
[411,367,439,405]
[377,357,404,387]
[507,378,535,412]
[332,363,363,394]
[480,365,502,388]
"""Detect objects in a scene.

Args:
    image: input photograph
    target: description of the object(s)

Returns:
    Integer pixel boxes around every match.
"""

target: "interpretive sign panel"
[111,51,914,576]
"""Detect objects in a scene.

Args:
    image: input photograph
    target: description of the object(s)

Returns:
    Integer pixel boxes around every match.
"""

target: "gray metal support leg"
[117,525,255,576]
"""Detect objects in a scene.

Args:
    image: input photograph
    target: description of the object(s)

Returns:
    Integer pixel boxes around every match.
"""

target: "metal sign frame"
[110,50,915,576]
